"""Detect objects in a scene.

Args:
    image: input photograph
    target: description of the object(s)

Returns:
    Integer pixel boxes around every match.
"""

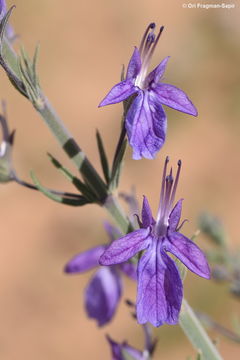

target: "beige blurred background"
[0,0,240,359]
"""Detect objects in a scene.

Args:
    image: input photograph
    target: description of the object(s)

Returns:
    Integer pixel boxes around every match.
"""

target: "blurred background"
[0,0,240,359]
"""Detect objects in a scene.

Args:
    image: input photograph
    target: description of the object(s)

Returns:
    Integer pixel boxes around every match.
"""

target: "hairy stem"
[180,299,223,360]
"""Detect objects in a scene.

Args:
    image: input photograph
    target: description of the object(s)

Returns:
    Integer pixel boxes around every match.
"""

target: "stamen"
[163,172,173,216]
[139,23,156,55]
[169,159,182,208]
[144,25,164,66]
[141,32,156,60]
[158,156,169,216]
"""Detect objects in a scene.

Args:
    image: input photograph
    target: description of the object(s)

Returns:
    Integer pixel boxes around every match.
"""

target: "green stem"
[179,299,223,360]
[104,194,133,234]
[37,97,107,200]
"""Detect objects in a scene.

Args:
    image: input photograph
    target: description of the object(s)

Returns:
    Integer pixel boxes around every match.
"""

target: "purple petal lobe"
[137,241,183,327]
[165,232,211,279]
[85,267,121,326]
[126,90,167,160]
[119,262,137,281]
[126,47,142,80]
[168,199,183,232]
[146,56,170,84]
[99,80,137,107]
[99,228,151,266]
[64,245,106,273]
[141,196,155,228]
[154,83,198,116]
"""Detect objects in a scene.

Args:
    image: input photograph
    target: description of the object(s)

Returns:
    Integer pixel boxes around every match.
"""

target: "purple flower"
[106,335,144,360]
[100,158,210,327]
[99,24,197,160]
[64,223,136,327]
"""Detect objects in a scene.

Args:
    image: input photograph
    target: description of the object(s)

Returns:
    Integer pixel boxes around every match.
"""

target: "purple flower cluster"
[99,23,197,160]
[65,223,136,326]
[100,158,210,326]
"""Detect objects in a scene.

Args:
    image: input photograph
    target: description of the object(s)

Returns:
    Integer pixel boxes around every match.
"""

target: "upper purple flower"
[99,24,198,160]
[64,223,136,327]
[100,158,210,327]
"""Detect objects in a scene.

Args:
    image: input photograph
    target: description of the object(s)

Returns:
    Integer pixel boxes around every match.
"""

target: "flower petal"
[64,245,106,273]
[99,80,137,107]
[141,195,155,228]
[99,228,151,266]
[126,47,142,80]
[154,83,198,116]
[146,56,170,84]
[168,199,183,232]
[165,232,211,279]
[137,242,183,327]
[85,267,122,326]
[126,90,167,160]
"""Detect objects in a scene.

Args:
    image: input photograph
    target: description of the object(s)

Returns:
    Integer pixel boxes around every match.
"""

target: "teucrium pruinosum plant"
[0,5,224,360]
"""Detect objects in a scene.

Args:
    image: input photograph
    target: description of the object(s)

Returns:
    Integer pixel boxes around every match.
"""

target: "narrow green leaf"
[30,171,89,206]
[32,43,40,86]
[47,153,96,202]
[110,139,127,190]
[96,130,110,184]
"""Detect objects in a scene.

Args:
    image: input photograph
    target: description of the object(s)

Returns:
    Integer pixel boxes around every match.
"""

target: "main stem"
[2,36,222,360]
[180,299,223,360]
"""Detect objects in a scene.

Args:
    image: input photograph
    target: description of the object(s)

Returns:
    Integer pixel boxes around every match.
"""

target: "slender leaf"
[31,171,89,206]
[96,129,110,184]
[47,152,96,202]
[110,139,127,190]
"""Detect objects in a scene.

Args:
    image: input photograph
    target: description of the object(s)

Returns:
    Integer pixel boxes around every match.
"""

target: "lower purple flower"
[100,157,210,327]
[64,223,136,327]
